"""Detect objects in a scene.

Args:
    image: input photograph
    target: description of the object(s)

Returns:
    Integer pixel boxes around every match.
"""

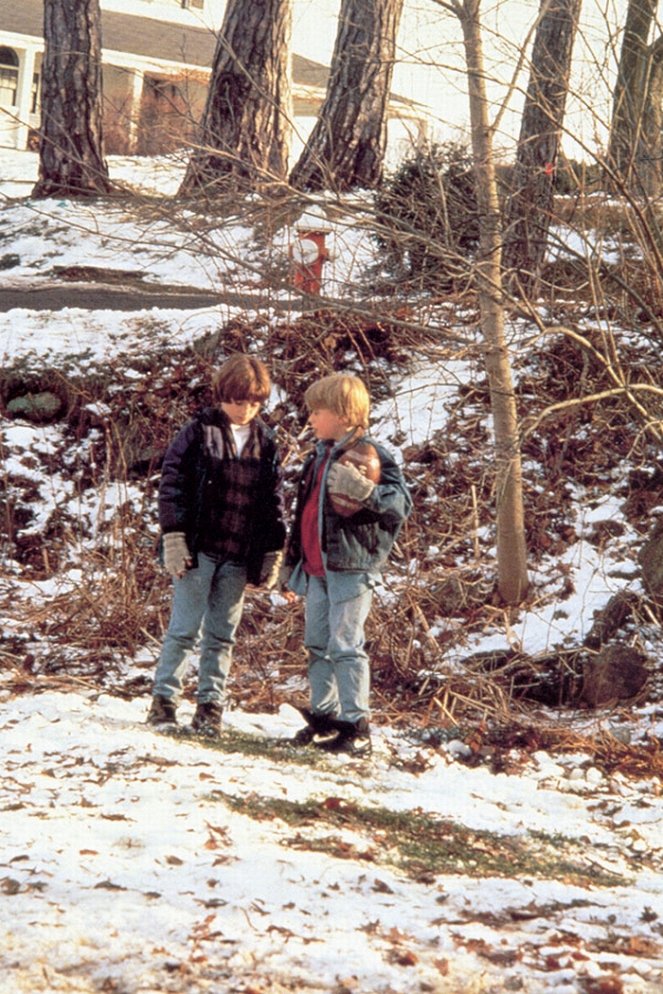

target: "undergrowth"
[2,219,662,761]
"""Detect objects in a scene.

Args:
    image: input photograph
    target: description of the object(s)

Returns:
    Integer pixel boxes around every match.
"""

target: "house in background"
[0,0,427,166]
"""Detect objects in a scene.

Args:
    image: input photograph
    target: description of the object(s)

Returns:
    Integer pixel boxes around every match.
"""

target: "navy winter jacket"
[158,407,286,585]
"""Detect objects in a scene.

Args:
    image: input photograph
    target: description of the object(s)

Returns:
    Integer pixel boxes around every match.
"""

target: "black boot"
[292,707,340,746]
[315,717,372,757]
[147,695,177,728]
[191,701,223,739]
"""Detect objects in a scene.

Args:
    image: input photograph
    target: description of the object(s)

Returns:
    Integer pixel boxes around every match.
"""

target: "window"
[145,76,184,105]
[0,47,18,108]
[31,72,40,115]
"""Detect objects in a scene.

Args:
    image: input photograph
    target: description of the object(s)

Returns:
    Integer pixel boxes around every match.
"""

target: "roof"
[0,0,327,82]
[0,0,418,109]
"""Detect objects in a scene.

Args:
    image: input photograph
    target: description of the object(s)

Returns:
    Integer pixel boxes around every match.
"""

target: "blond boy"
[282,373,411,755]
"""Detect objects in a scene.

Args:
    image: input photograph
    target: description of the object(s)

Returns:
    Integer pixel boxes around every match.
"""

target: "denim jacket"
[285,434,412,583]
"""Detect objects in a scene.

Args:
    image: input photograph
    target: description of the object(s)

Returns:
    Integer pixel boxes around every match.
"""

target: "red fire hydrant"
[289,208,331,294]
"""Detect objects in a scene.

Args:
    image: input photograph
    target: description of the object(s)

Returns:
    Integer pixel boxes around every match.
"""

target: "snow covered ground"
[0,150,376,296]
[2,690,662,994]
[1,151,662,992]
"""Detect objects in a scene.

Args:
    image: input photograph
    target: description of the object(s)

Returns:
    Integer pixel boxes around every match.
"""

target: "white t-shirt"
[230,423,251,457]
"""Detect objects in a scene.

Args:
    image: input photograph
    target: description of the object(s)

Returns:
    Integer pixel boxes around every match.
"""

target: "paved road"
[0,281,297,313]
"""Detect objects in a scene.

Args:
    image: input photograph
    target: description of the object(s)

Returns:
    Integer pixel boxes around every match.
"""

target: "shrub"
[372,141,480,289]
[553,158,603,195]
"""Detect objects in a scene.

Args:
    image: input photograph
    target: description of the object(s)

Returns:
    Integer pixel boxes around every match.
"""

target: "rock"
[608,726,632,745]
[431,571,490,615]
[583,590,638,648]
[6,390,64,423]
[639,519,663,606]
[580,644,649,708]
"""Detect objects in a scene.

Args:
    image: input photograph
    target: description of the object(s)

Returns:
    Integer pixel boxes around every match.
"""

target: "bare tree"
[435,0,529,604]
[503,0,582,293]
[607,0,658,193]
[179,0,292,197]
[640,35,663,195]
[32,0,111,198]
[290,0,404,192]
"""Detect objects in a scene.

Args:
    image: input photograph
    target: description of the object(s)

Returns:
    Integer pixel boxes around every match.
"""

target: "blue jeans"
[303,571,374,724]
[153,553,247,705]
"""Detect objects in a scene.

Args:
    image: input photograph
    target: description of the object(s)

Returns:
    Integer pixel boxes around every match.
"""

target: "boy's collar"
[314,427,365,455]
[332,427,365,451]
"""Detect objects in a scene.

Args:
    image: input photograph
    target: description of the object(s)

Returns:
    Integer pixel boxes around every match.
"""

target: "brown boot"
[191,701,223,739]
[292,707,339,746]
[147,695,177,728]
[315,718,372,757]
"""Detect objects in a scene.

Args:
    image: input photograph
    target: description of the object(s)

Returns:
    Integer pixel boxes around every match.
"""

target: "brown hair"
[304,373,370,429]
[212,354,270,404]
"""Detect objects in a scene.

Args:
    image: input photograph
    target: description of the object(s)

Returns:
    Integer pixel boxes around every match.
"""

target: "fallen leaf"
[322,796,352,812]
[267,924,296,940]
[625,935,660,956]
[388,948,418,966]
[580,976,624,994]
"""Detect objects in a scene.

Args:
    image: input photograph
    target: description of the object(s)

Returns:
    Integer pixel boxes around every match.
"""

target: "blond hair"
[212,354,270,404]
[304,373,370,429]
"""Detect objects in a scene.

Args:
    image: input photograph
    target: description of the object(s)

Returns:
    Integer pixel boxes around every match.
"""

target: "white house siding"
[0,34,41,150]
[0,0,427,163]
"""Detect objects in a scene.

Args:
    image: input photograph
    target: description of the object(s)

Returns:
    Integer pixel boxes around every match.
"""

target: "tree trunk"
[179,0,291,197]
[32,0,111,198]
[290,0,404,192]
[607,0,658,192]
[640,36,663,196]
[502,0,581,293]
[454,0,529,604]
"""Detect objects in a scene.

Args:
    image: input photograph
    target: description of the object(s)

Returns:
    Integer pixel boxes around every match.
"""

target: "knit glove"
[259,549,283,589]
[327,461,376,504]
[162,532,192,577]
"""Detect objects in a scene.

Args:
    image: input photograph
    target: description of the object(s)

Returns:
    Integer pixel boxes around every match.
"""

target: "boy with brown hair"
[148,354,286,738]
[282,372,411,756]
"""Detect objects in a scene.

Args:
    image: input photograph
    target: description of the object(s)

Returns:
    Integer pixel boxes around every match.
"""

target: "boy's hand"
[277,562,292,588]
[162,532,192,577]
[276,562,298,603]
[259,550,283,589]
[328,461,376,503]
